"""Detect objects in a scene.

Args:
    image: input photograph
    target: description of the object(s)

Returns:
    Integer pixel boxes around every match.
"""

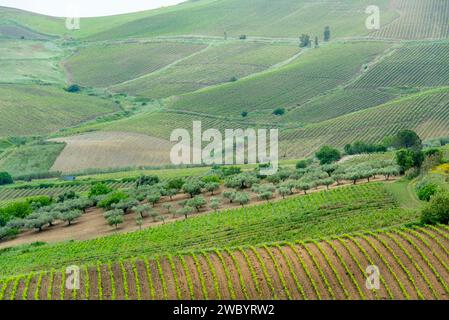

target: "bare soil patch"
[50,131,174,172]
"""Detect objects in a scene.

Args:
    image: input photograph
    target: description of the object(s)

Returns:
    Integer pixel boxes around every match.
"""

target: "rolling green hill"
[281,87,449,157]
[370,0,449,40]
[112,41,301,98]
[0,40,65,84]
[65,41,207,88]
[87,0,396,40]
[0,84,119,137]
[350,42,449,89]
[0,142,65,178]
[168,42,392,121]
[1,0,447,41]
[1,1,449,173]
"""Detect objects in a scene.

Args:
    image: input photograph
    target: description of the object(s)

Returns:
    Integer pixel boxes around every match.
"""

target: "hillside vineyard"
[0,0,449,308]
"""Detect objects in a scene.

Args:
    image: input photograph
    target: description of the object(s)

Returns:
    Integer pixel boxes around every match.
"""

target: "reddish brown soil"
[38,273,50,300]
[195,254,219,300]
[378,233,434,298]
[280,245,319,300]
[289,243,333,300]
[331,239,377,300]
[357,236,415,299]
[207,252,233,300]
[232,250,260,299]
[159,257,178,300]
[135,259,151,300]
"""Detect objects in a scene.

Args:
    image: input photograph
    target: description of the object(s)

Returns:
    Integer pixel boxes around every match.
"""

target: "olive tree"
[25,217,48,232]
[162,203,173,214]
[113,199,139,213]
[182,179,204,198]
[132,204,153,218]
[177,206,194,220]
[223,191,236,203]
[107,214,124,230]
[320,178,334,190]
[296,182,312,195]
[210,197,221,211]
[277,186,292,199]
[234,192,250,207]
[225,173,258,190]
[59,210,82,226]
[146,192,162,207]
[205,182,220,195]
[187,196,207,212]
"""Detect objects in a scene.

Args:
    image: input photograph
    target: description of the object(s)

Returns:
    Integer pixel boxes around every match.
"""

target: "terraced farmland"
[284,88,398,124]
[0,84,119,137]
[0,183,419,277]
[351,43,449,89]
[169,42,392,121]
[65,42,207,88]
[1,224,448,300]
[370,0,449,40]
[112,42,300,99]
[281,88,449,158]
[95,109,274,141]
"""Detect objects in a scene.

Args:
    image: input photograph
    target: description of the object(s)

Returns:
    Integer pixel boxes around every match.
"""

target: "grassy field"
[0,183,420,277]
[112,42,301,99]
[65,42,207,88]
[0,40,65,84]
[0,142,65,178]
[1,224,447,300]
[0,84,119,137]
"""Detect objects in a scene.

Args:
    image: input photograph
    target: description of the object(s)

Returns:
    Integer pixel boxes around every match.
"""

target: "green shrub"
[421,192,449,225]
[221,166,241,177]
[98,192,129,209]
[167,178,185,191]
[26,196,52,208]
[202,175,220,184]
[0,201,32,226]
[66,84,81,93]
[0,172,13,185]
[296,160,308,169]
[272,108,285,116]
[316,146,341,165]
[89,183,113,198]
[416,182,440,201]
